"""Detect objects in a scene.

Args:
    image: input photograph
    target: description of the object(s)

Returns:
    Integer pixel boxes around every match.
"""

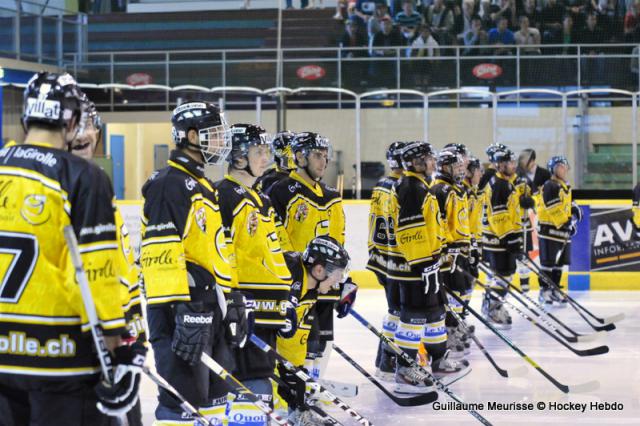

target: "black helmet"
[547,156,569,174]
[485,143,508,162]
[302,235,350,273]
[291,132,332,162]
[443,143,469,158]
[386,141,407,169]
[80,94,102,134]
[171,101,231,165]
[437,149,462,169]
[228,123,271,176]
[467,156,481,173]
[400,141,435,170]
[271,130,296,171]
[22,72,85,133]
[492,148,516,164]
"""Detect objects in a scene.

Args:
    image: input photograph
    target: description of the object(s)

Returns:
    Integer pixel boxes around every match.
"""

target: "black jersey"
[0,142,125,377]
[255,166,290,196]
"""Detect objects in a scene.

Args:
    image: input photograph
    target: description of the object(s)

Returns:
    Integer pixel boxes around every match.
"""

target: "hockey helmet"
[547,156,570,173]
[302,235,351,278]
[400,141,435,170]
[22,72,85,134]
[491,148,516,164]
[386,141,407,169]
[271,130,297,171]
[443,143,469,158]
[467,156,481,173]
[291,132,332,162]
[485,143,508,162]
[171,101,231,165]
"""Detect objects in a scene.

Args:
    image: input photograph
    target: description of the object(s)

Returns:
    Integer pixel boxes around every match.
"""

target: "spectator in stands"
[425,0,455,44]
[341,18,369,56]
[515,16,542,53]
[597,0,624,42]
[541,0,566,42]
[519,0,542,30]
[488,16,515,54]
[580,12,607,83]
[371,17,405,86]
[479,0,494,29]
[347,2,368,29]
[395,0,423,29]
[455,0,477,40]
[489,0,517,30]
[410,25,440,87]
[335,0,350,19]
[624,0,640,41]
[565,0,589,28]
[463,15,489,55]
[369,3,393,39]
[356,0,389,21]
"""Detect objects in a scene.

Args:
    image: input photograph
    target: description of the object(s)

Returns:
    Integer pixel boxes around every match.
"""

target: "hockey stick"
[554,235,569,265]
[269,375,343,426]
[63,226,128,426]
[447,308,527,378]
[348,309,492,425]
[446,288,600,394]
[332,344,437,409]
[521,255,623,328]
[473,278,609,357]
[478,263,599,343]
[249,334,373,425]
[200,353,292,426]
[143,367,215,426]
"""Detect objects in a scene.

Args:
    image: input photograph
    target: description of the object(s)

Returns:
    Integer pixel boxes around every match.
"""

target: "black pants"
[484,250,517,297]
[0,374,107,426]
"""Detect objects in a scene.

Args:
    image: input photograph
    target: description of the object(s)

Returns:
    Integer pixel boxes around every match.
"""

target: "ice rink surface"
[140,290,640,426]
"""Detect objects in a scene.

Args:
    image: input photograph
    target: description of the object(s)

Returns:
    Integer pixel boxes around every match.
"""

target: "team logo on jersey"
[247,210,259,236]
[20,194,50,225]
[195,207,207,233]
[185,177,197,191]
[294,202,309,222]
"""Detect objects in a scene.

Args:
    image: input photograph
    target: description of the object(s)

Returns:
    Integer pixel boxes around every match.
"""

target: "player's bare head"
[22,72,85,147]
[70,94,102,160]
[302,236,350,293]
[227,123,272,178]
[548,156,570,181]
[171,101,231,166]
[492,148,517,176]
[291,132,332,182]
[401,141,435,176]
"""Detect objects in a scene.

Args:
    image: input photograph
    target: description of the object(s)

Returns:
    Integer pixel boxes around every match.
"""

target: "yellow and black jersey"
[276,252,318,366]
[538,177,572,242]
[258,191,293,253]
[255,166,290,196]
[0,142,125,377]
[215,175,292,328]
[478,166,496,194]
[140,150,233,306]
[482,172,522,251]
[431,174,470,251]
[114,208,145,343]
[514,175,534,233]
[366,172,412,281]
[633,183,640,229]
[392,171,445,277]
[463,179,482,241]
[269,171,345,252]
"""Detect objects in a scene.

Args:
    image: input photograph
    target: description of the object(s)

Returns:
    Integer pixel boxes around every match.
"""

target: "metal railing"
[0,0,87,66]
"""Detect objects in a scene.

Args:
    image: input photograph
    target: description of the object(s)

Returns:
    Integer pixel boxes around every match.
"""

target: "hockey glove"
[225,291,254,349]
[519,194,535,210]
[571,202,583,222]
[277,363,306,410]
[469,239,480,268]
[95,341,147,417]
[278,295,298,339]
[506,234,523,254]
[336,278,358,319]
[422,262,441,295]
[172,302,214,366]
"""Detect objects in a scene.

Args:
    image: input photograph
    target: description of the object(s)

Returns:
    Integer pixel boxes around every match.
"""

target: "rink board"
[117,199,640,291]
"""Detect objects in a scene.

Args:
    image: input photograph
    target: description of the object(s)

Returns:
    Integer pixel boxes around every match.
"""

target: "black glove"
[225,291,253,348]
[171,302,214,365]
[421,262,441,295]
[278,295,298,339]
[277,363,306,410]
[571,202,583,222]
[336,278,358,319]
[469,240,480,268]
[519,194,535,209]
[95,341,147,417]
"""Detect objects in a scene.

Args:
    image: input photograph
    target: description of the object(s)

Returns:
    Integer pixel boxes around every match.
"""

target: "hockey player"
[513,168,536,293]
[277,236,351,425]
[268,132,347,381]
[481,146,534,328]
[463,156,483,280]
[256,130,296,195]
[366,142,409,380]
[141,102,249,424]
[478,143,507,192]
[537,156,581,305]
[393,141,468,393]
[215,123,297,424]
[70,96,146,426]
[431,148,472,360]
[0,72,144,425]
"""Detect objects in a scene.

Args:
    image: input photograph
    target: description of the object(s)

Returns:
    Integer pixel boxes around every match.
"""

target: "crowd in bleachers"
[336,0,640,56]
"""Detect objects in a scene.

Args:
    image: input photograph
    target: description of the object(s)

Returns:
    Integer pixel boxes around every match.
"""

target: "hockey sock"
[376,312,399,367]
[395,319,423,367]
[422,317,447,362]
[312,344,333,380]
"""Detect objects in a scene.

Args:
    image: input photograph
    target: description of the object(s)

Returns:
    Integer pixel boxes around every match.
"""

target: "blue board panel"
[110,134,125,200]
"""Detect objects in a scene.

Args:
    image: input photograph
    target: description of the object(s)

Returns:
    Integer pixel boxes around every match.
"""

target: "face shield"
[199,113,232,166]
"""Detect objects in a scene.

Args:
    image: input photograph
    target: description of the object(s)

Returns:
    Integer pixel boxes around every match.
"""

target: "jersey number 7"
[0,232,39,303]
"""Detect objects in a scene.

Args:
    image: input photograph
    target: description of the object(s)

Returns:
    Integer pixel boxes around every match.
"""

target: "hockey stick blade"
[576,333,601,343]
[269,375,343,426]
[602,312,626,324]
[319,379,358,398]
[508,366,529,378]
[332,344,437,407]
[569,380,601,393]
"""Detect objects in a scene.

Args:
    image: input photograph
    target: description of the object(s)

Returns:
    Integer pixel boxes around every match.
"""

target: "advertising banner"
[590,207,640,271]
